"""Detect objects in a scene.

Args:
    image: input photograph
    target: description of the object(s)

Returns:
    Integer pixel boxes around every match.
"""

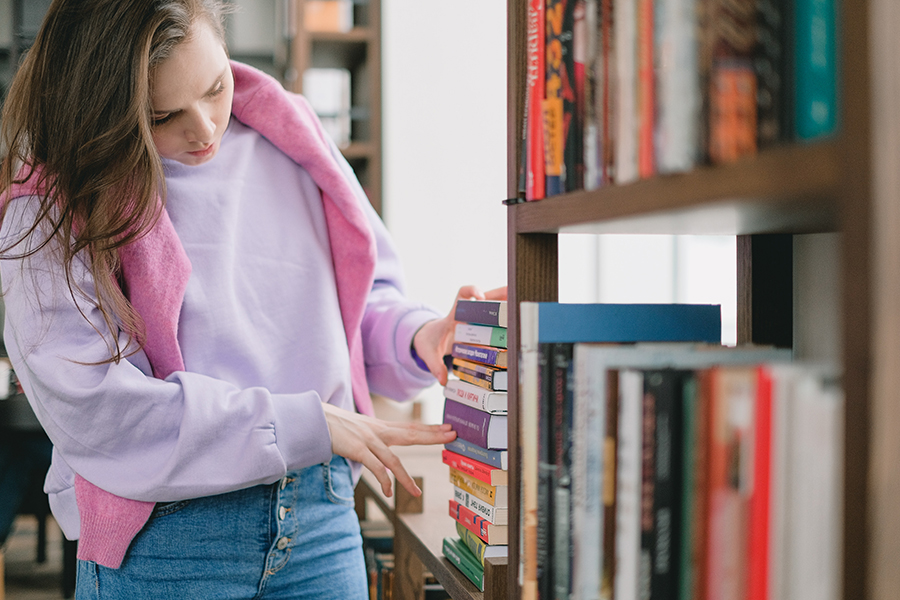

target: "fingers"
[455,285,485,301]
[484,285,508,300]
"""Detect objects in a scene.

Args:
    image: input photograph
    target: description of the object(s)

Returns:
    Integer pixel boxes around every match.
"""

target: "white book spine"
[572,345,606,600]
[615,369,644,600]
[614,0,638,184]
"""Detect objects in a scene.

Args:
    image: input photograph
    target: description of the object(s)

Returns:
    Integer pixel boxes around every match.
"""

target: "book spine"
[793,0,837,140]
[679,374,698,600]
[600,369,619,600]
[569,0,586,192]
[639,372,657,600]
[551,343,575,600]
[455,323,508,348]
[457,521,488,564]
[707,0,758,164]
[453,368,506,392]
[646,370,684,600]
[449,466,505,506]
[655,0,700,173]
[443,450,507,488]
[449,500,508,545]
[453,357,507,380]
[454,486,508,525]
[527,0,547,200]
[600,0,615,184]
[747,366,772,600]
[444,380,508,414]
[636,0,655,178]
[614,0,638,184]
[454,300,508,328]
[583,0,601,191]
[443,398,493,449]
[615,370,644,600]
[536,343,554,600]
[443,537,485,591]
[572,343,605,600]
[545,0,566,196]
[451,342,508,368]
[445,438,509,470]
[754,0,785,148]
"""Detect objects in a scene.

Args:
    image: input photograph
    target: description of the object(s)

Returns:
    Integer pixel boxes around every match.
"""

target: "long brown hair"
[0,0,231,363]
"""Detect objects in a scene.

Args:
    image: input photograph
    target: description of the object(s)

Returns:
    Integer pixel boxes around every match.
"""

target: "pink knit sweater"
[6,61,378,568]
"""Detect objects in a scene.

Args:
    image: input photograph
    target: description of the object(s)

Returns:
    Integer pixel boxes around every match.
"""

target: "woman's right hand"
[321,403,456,498]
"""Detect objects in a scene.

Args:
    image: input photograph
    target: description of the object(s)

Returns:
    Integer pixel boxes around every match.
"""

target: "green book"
[443,536,484,591]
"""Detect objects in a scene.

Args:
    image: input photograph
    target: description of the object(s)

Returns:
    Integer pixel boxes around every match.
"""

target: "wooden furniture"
[501,0,900,598]
[290,0,383,214]
[355,445,508,600]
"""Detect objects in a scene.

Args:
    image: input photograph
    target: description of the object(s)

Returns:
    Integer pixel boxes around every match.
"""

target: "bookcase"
[291,0,383,214]
[502,1,900,599]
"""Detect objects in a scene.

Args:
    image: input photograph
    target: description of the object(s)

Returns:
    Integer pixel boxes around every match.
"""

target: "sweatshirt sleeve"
[0,197,333,503]
[326,142,442,401]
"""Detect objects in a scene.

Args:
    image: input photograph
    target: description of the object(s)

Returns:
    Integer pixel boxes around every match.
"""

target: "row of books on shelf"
[523,0,838,200]
[440,299,512,591]
[519,302,842,600]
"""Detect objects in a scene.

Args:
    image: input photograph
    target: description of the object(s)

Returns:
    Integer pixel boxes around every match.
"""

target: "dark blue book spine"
[445,438,508,470]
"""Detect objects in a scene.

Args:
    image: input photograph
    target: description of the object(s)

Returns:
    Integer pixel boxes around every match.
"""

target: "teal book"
[521,302,722,345]
[794,0,838,140]
[443,536,484,591]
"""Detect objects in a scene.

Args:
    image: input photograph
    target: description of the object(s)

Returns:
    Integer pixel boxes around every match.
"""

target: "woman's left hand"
[412,285,508,386]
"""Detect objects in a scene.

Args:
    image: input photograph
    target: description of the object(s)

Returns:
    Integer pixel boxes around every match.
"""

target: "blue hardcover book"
[518,302,721,598]
[522,303,721,344]
[794,0,838,140]
[446,437,509,471]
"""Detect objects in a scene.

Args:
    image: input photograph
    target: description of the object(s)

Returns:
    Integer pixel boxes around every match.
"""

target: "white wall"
[381,1,509,420]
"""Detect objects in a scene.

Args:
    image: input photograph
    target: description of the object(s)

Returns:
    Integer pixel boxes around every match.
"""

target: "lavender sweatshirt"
[0,62,440,567]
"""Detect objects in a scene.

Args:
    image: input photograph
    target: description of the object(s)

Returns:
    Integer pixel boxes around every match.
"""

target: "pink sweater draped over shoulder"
[4,62,377,568]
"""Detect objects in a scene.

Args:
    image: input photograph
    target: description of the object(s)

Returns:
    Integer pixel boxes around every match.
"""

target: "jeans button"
[279,506,287,520]
[276,536,289,550]
[280,477,288,490]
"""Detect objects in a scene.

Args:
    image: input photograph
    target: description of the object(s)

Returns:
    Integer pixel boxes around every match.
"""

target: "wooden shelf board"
[339,141,377,159]
[358,445,490,600]
[512,141,841,235]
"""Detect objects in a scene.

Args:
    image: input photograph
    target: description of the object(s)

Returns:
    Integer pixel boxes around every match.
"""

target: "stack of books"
[441,299,511,591]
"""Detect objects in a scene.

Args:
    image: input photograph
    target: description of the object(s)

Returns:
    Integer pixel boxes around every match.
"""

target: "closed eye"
[152,113,175,126]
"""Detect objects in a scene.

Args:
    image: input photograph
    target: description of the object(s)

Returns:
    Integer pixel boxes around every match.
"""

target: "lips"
[188,144,214,157]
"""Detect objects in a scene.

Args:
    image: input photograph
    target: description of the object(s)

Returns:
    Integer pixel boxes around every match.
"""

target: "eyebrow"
[152,67,228,116]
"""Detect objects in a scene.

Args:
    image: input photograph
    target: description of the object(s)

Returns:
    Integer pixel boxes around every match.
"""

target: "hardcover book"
[443,536,485,591]
[445,437,509,470]
[456,522,510,565]
[454,323,508,349]
[444,378,508,414]
[448,466,509,506]
[443,398,508,450]
[454,299,508,328]
[451,358,508,392]
[451,341,508,368]
[449,500,509,545]
[444,450,509,488]
[453,485,509,525]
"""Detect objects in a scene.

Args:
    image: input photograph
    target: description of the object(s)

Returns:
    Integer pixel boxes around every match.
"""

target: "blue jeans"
[75,455,368,599]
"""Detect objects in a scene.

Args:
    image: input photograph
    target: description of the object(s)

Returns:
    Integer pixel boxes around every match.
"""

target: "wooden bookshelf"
[355,445,508,600]
[503,0,900,599]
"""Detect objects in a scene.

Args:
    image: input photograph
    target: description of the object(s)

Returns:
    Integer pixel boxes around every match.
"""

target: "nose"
[185,108,216,144]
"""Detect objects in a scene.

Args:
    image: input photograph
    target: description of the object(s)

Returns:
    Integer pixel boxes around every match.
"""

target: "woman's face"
[149,19,233,166]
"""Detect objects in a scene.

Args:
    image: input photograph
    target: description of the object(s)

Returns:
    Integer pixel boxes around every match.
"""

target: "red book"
[637,0,655,178]
[442,449,508,486]
[747,366,773,600]
[526,0,546,200]
[449,499,509,545]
